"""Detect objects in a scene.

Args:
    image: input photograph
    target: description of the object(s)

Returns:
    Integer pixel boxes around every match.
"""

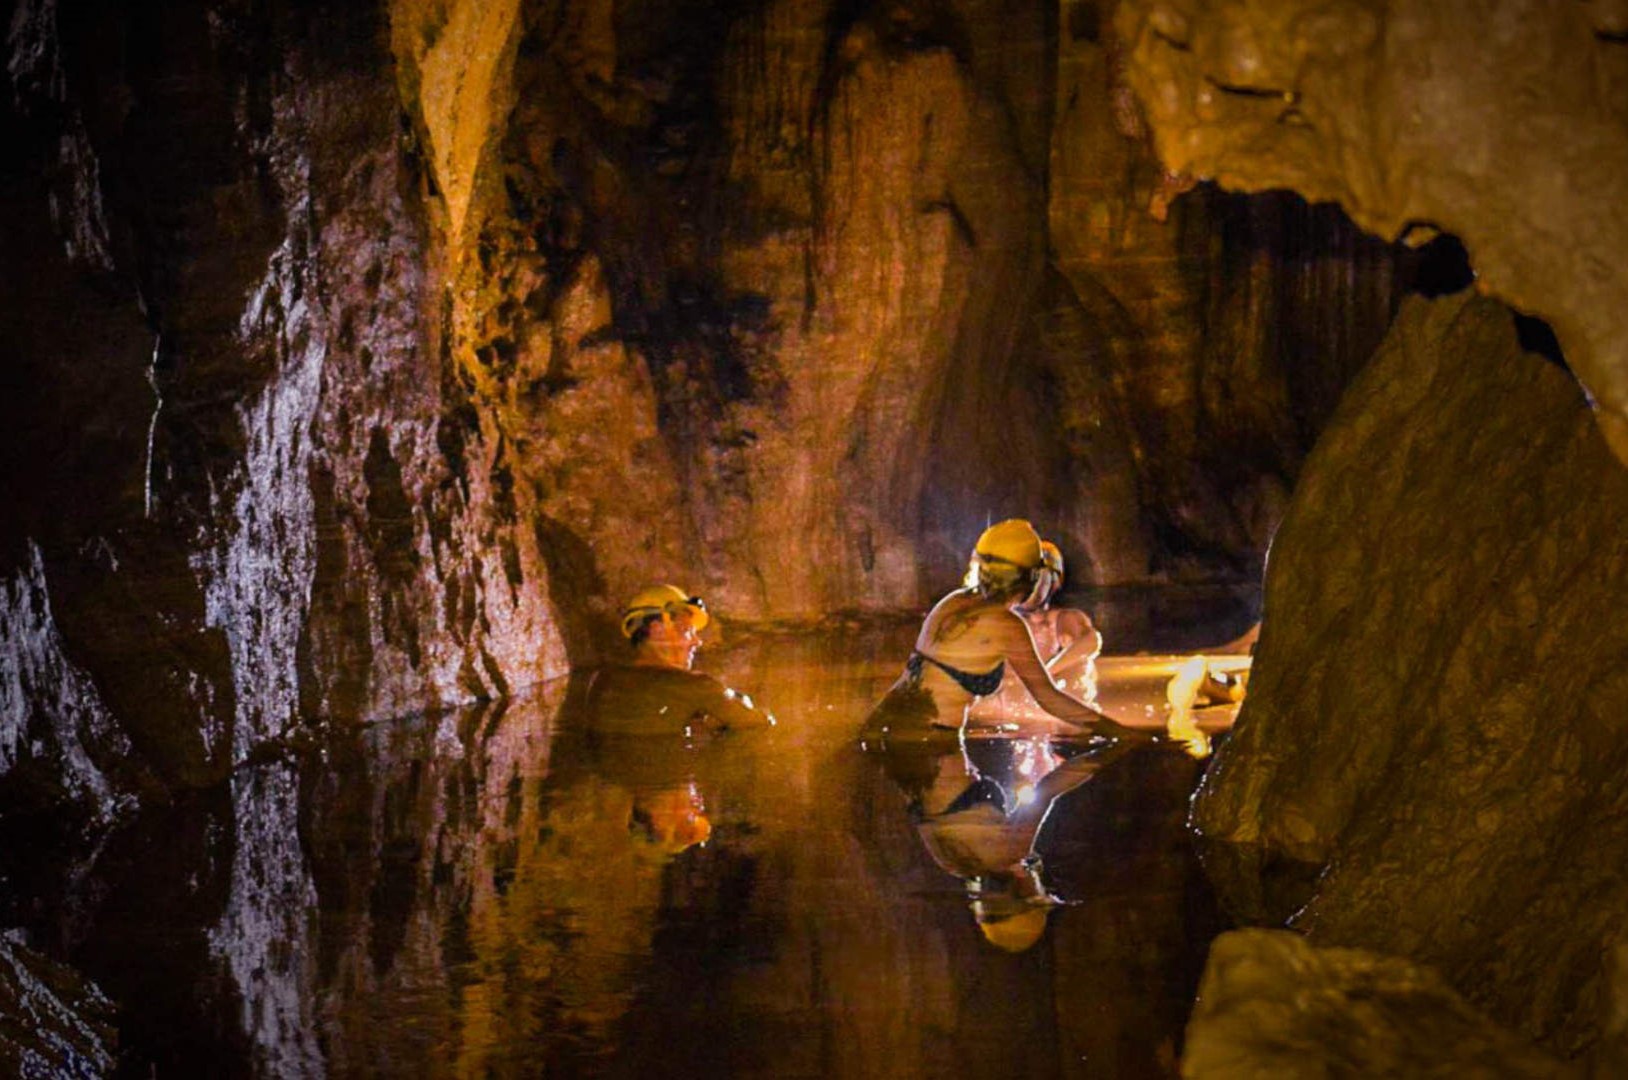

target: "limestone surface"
[1183,930,1569,1078]
[0,933,116,1079]
[1192,294,1628,1054]
[1115,0,1628,463]
[0,3,567,861]
[407,0,1417,620]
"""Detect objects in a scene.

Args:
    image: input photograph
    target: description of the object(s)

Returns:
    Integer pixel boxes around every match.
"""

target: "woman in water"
[966,539,1102,732]
[863,519,1146,745]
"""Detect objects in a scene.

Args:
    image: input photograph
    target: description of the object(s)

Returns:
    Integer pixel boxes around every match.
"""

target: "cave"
[2,0,1625,1075]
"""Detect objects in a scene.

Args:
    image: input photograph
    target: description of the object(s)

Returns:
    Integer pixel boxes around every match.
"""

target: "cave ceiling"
[1116,0,1628,463]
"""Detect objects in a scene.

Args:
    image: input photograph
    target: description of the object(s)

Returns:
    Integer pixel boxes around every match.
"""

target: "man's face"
[641,609,701,670]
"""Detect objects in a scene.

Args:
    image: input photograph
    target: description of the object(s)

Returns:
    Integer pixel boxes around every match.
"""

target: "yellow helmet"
[620,584,710,638]
[975,906,1050,953]
[1039,540,1063,579]
[634,787,713,856]
[974,519,1043,571]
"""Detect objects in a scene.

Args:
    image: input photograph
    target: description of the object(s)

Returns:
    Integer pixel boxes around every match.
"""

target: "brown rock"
[0,0,1412,848]
[1114,0,1628,463]
[0,933,117,1079]
[429,0,1417,619]
[0,3,570,833]
[1183,930,1569,1078]
[1192,294,1628,1052]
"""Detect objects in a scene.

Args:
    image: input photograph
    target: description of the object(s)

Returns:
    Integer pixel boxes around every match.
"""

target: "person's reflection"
[628,780,713,857]
[587,584,774,736]
[448,709,728,1074]
[882,737,1131,953]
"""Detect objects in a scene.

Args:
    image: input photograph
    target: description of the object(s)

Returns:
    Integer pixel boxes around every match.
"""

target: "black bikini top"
[906,651,1006,697]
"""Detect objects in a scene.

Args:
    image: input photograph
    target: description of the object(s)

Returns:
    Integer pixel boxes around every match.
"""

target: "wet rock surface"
[1183,930,1569,1078]
[0,932,117,1079]
[0,2,567,853]
[1114,0,1628,463]
[1192,294,1628,1054]
[0,3,1442,1068]
[403,0,1416,619]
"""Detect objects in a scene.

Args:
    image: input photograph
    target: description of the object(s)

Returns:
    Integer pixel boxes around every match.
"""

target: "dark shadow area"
[1402,232,1476,298]
[1514,312,1569,372]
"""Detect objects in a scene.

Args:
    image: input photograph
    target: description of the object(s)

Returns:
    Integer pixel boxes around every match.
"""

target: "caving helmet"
[968,519,1044,593]
[974,905,1050,953]
[620,584,710,639]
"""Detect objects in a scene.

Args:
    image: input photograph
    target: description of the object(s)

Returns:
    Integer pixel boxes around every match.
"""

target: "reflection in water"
[885,737,1134,953]
[8,625,1225,1077]
[212,765,321,1077]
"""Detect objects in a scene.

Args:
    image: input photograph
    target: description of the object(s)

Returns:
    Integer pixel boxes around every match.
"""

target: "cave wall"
[1115,0,1628,462]
[0,1,567,849]
[404,0,1415,622]
[1190,294,1628,1057]
[0,0,1413,849]
[1180,929,1572,1075]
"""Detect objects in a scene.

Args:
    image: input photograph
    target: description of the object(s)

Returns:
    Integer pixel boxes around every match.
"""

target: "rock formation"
[0,932,116,1076]
[1,2,567,852]
[396,0,1415,620]
[0,1,1455,1067]
[1111,0,1628,1062]
[1183,930,1568,1077]
[1192,295,1628,1056]
[1115,0,1628,462]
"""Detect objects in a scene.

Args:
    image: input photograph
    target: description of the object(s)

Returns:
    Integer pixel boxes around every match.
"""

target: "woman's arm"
[1030,740,1133,805]
[1044,608,1101,673]
[998,612,1148,741]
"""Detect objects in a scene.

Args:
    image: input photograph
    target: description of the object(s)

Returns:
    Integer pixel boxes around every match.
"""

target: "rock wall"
[412,0,1415,623]
[1191,294,1628,1056]
[1110,0,1628,1059]
[1114,0,1628,463]
[1182,930,1569,1077]
[0,932,117,1076]
[1052,2,1406,579]
[0,1,566,854]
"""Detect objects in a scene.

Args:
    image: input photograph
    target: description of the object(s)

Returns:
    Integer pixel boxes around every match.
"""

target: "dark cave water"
[9,614,1237,1078]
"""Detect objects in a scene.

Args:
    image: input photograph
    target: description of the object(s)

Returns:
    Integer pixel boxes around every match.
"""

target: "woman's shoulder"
[928,592,1023,627]
[1051,606,1094,635]
[937,602,1030,656]
[924,587,980,617]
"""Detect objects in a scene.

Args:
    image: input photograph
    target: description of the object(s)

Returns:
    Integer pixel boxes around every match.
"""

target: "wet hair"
[1016,567,1060,611]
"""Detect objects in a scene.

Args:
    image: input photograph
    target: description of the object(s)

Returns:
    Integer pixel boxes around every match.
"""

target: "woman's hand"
[1001,610,1154,741]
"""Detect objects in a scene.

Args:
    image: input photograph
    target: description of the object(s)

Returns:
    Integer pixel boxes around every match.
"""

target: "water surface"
[13,622,1228,1077]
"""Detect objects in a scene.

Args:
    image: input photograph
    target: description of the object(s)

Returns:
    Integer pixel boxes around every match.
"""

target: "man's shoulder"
[586,665,764,734]
[590,664,712,691]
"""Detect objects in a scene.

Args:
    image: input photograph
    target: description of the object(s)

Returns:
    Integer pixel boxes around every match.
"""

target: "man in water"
[586,584,773,736]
